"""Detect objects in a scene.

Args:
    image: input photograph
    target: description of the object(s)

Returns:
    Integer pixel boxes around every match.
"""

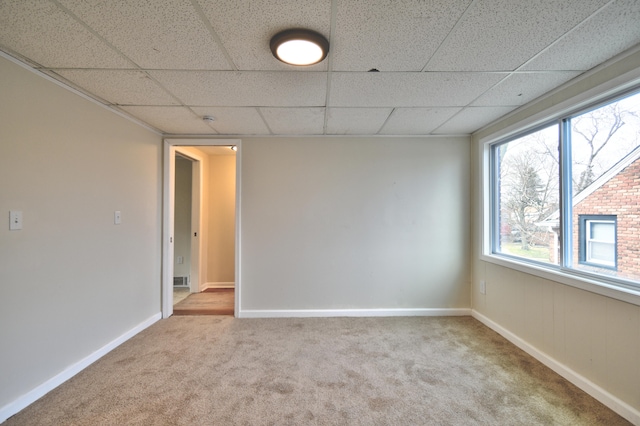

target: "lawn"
[500,242,550,260]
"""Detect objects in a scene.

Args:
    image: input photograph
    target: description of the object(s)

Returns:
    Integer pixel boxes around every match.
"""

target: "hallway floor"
[173,288,234,316]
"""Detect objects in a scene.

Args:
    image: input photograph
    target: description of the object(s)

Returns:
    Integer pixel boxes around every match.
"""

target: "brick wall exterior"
[572,158,640,281]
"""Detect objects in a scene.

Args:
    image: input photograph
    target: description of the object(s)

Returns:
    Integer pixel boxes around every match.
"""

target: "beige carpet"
[5,317,629,425]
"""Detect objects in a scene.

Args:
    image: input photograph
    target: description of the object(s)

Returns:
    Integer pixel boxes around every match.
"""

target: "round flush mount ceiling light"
[270,29,329,66]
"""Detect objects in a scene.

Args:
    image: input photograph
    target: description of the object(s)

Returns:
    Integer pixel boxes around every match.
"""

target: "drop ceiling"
[1,0,639,136]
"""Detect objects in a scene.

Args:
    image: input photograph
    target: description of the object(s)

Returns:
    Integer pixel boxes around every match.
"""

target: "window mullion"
[559,118,573,269]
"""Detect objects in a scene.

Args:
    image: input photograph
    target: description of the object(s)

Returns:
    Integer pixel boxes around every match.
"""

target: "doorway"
[173,154,194,295]
[162,139,241,319]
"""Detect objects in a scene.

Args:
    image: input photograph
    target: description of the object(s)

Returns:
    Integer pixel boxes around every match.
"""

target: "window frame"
[578,215,617,270]
[479,81,640,306]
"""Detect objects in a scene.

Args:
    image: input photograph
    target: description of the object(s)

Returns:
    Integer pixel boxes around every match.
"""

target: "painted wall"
[0,56,162,409]
[471,49,640,418]
[207,154,236,285]
[174,156,192,279]
[240,136,471,312]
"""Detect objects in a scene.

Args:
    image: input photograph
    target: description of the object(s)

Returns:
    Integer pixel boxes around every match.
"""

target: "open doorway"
[173,153,195,305]
[162,139,241,318]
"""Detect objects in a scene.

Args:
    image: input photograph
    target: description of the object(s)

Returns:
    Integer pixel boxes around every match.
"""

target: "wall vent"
[173,277,188,287]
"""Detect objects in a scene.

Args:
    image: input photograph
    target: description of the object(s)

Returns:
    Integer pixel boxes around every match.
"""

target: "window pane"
[589,242,615,263]
[571,91,640,280]
[495,125,560,264]
[589,221,614,242]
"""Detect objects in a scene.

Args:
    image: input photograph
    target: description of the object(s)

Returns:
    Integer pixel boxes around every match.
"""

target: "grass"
[500,242,550,260]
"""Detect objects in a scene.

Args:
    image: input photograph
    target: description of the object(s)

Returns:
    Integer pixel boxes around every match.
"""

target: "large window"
[490,89,640,287]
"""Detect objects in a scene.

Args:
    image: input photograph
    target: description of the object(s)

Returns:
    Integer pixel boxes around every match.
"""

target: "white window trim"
[584,219,616,268]
[477,57,640,308]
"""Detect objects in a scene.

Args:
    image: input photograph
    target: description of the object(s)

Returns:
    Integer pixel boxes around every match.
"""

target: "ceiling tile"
[190,107,270,134]
[150,71,327,106]
[57,0,232,70]
[260,108,325,134]
[521,0,640,71]
[433,106,517,134]
[471,71,581,107]
[380,108,462,135]
[0,0,131,68]
[195,0,331,71]
[326,108,392,135]
[119,106,215,134]
[54,70,179,105]
[425,0,610,71]
[329,72,506,107]
[332,0,472,72]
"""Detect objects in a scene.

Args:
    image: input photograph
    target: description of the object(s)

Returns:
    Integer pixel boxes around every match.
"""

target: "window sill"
[479,253,640,307]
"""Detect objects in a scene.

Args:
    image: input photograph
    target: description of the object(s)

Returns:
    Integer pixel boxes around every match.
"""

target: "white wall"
[471,48,640,421]
[207,154,236,285]
[0,56,162,411]
[240,137,471,313]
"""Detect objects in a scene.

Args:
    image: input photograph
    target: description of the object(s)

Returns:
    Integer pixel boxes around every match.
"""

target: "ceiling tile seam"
[0,45,45,70]
[514,0,618,72]
[50,0,190,110]
[323,0,339,135]
[189,0,238,71]
[186,106,220,134]
[50,0,139,70]
[430,106,473,135]
[420,0,478,72]
[43,69,523,75]
[463,71,515,109]
[255,108,275,135]
[39,68,114,105]
[143,72,193,108]
[376,108,397,135]
[0,50,155,137]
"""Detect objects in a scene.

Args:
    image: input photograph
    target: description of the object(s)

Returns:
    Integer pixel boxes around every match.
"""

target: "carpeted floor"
[4,316,630,425]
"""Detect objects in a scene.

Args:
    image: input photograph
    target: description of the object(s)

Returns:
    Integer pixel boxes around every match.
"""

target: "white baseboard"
[238,308,471,318]
[202,282,235,290]
[471,310,640,425]
[0,312,162,424]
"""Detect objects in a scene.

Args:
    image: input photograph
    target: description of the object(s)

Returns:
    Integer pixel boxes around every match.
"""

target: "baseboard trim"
[238,308,471,318]
[0,312,162,424]
[471,310,640,425]
[202,282,235,291]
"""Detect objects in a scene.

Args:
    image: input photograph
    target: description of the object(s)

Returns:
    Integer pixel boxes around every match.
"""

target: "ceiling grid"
[1,0,639,136]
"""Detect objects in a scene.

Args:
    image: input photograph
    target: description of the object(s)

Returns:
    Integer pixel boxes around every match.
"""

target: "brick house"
[538,145,640,281]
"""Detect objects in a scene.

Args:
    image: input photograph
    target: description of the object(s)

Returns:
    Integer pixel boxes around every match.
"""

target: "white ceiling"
[1,0,639,136]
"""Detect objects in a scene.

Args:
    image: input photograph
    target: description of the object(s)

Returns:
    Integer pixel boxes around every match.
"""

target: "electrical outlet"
[177,256,183,264]
[479,280,486,295]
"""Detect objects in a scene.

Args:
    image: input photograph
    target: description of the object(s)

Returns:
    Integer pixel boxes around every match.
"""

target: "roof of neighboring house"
[536,144,640,228]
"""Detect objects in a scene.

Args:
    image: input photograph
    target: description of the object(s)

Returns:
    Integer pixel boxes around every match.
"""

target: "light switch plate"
[9,210,23,230]
[114,211,122,225]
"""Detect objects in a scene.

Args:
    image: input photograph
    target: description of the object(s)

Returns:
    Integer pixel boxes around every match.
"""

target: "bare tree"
[502,151,546,250]
[572,103,638,192]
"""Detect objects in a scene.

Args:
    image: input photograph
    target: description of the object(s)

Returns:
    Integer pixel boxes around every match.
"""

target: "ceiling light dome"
[270,29,329,66]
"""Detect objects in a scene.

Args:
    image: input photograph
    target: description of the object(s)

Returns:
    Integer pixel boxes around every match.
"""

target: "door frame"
[162,138,241,318]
